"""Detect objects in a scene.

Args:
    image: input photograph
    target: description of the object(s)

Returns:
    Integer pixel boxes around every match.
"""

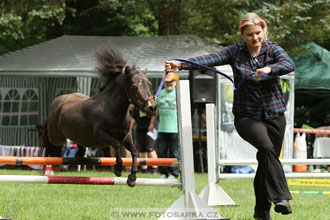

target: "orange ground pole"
[0,156,177,166]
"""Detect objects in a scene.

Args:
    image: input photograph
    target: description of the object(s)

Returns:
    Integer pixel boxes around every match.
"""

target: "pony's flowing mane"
[97,65,138,92]
[94,43,128,92]
[94,44,127,77]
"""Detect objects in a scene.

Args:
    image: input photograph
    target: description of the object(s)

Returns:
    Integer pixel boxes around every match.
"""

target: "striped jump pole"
[293,128,330,135]
[218,158,330,179]
[290,190,330,195]
[0,156,177,167]
[219,172,330,179]
[217,158,330,166]
[0,175,178,186]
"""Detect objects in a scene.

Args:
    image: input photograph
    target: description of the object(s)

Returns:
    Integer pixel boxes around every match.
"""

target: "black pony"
[41,44,157,187]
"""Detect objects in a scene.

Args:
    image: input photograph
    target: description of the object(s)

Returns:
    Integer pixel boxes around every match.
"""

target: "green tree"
[158,0,181,35]
[257,0,330,51]
[64,0,158,36]
[179,0,255,45]
[179,0,330,51]
[0,0,74,54]
[0,0,160,54]
[1,0,329,54]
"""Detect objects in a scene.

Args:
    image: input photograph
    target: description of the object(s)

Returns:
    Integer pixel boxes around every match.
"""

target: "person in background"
[62,139,78,170]
[129,105,158,175]
[151,72,180,179]
[165,12,295,220]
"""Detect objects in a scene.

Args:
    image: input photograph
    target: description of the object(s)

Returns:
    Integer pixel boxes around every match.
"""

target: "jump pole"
[293,128,330,135]
[159,80,223,220]
[218,158,330,166]
[199,104,236,206]
[0,157,177,167]
[219,173,330,179]
[0,175,178,186]
[218,159,330,179]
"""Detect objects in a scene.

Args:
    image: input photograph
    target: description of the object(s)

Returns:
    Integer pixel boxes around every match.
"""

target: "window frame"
[0,88,39,127]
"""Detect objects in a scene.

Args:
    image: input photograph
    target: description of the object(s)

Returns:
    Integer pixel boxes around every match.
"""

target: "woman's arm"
[267,44,296,76]
[165,45,236,72]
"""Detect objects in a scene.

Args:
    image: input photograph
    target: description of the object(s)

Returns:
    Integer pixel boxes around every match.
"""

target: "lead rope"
[154,58,267,98]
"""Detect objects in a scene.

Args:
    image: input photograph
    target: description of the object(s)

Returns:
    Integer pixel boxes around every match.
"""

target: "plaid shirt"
[181,41,296,120]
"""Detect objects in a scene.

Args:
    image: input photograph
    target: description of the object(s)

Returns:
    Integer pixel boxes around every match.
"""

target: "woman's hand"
[165,60,181,72]
[148,123,154,132]
[255,67,271,78]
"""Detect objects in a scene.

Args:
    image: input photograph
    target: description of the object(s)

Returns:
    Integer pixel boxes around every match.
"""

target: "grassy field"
[0,168,329,220]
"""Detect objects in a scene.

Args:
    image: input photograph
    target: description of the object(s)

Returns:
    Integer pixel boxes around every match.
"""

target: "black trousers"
[234,114,292,219]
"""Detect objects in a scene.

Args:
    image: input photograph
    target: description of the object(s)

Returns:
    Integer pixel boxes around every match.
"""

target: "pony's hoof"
[127,174,136,187]
[114,168,122,177]
[127,178,136,187]
[114,164,122,177]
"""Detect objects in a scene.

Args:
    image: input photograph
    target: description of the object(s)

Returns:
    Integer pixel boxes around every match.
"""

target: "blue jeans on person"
[62,147,79,158]
[157,132,179,177]
[62,146,79,169]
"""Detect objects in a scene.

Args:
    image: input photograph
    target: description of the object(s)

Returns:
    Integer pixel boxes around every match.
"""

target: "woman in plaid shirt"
[165,12,295,220]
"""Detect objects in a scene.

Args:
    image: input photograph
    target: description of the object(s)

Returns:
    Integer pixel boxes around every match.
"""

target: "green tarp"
[292,42,330,90]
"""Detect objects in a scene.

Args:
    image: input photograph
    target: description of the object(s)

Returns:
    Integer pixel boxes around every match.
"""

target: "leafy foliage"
[0,0,74,54]
[256,0,330,51]
[0,0,329,54]
[0,0,161,54]
[179,0,330,51]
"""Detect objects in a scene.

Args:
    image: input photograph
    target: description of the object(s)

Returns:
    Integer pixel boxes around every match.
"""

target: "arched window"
[2,89,20,126]
[0,88,39,126]
[21,89,39,126]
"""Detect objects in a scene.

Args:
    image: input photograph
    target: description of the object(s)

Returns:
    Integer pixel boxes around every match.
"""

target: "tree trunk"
[158,0,181,35]
[46,20,64,40]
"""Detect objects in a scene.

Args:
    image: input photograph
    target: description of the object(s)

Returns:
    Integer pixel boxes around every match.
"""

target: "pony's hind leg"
[41,121,63,157]
[113,145,123,177]
[40,121,63,174]
[98,131,124,178]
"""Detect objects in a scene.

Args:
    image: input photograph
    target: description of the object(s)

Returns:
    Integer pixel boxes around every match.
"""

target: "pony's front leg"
[122,134,138,187]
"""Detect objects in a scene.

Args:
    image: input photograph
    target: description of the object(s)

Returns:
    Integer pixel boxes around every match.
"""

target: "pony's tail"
[40,121,62,157]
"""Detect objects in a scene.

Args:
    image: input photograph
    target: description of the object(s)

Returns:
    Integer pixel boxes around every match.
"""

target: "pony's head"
[124,66,156,116]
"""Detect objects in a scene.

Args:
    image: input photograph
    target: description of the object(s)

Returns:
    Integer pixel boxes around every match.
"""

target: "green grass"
[0,169,329,220]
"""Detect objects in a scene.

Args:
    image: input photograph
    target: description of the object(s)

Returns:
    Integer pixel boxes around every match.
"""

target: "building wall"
[0,75,98,146]
[0,75,173,146]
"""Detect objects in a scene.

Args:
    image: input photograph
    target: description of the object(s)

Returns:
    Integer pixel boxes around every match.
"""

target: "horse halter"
[146,96,156,112]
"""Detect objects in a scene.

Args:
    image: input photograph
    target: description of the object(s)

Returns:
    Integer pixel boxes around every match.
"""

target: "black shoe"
[274,200,292,215]
[253,213,272,220]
